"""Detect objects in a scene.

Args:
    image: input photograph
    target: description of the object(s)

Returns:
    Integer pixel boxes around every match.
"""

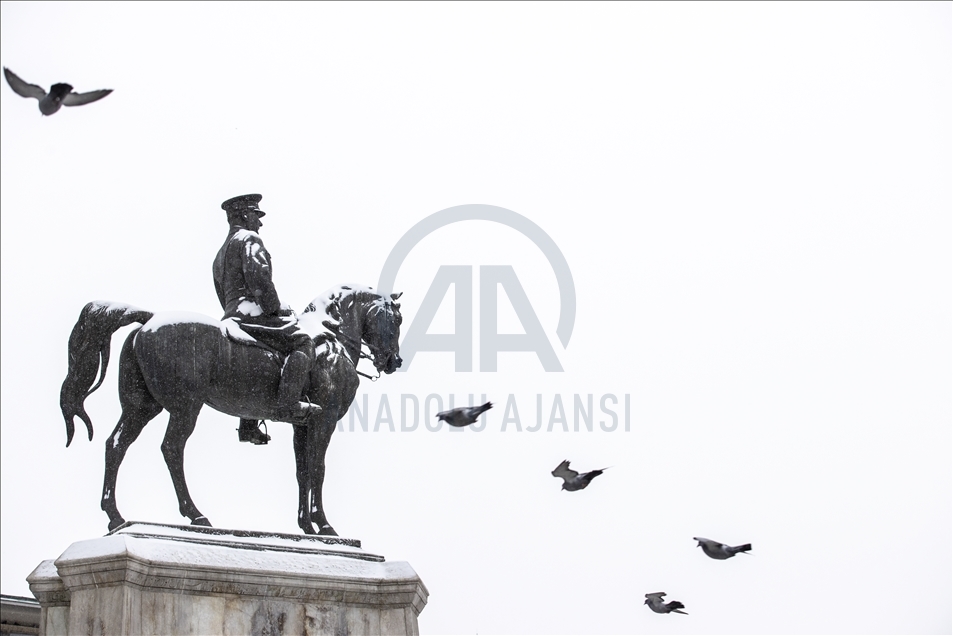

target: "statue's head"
[222,194,265,231]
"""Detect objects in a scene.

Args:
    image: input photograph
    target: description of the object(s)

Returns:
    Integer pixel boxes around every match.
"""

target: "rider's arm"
[241,235,282,315]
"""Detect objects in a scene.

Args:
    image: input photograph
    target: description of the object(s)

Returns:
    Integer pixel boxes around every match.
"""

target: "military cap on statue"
[221,193,266,216]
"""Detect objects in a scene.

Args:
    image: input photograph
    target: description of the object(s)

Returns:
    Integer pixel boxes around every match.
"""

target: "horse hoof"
[191,516,212,527]
[107,517,126,532]
[318,525,338,537]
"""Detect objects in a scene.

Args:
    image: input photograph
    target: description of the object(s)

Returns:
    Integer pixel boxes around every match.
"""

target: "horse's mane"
[297,284,388,340]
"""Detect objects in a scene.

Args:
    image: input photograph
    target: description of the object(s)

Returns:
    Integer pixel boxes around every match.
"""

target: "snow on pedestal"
[27,522,428,636]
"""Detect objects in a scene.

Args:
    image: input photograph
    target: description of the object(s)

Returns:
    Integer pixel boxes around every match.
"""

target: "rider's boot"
[237,418,271,445]
[274,351,321,422]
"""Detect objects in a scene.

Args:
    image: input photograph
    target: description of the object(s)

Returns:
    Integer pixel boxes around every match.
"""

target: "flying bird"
[4,67,112,116]
[551,460,607,491]
[644,592,688,615]
[436,402,492,427]
[693,537,752,560]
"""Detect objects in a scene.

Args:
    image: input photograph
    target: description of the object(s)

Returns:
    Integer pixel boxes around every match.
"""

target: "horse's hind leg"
[103,405,162,530]
[161,405,210,526]
[103,331,164,531]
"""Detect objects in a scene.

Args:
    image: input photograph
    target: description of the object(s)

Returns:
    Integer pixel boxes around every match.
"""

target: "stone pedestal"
[27,522,428,636]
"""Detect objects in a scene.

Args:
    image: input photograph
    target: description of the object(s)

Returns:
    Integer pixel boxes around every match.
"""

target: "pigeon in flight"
[693,537,752,560]
[644,592,688,615]
[4,67,112,116]
[551,460,607,491]
[436,402,492,427]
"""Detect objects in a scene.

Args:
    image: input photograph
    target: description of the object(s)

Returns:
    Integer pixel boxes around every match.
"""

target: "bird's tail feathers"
[671,609,689,615]
[732,543,753,554]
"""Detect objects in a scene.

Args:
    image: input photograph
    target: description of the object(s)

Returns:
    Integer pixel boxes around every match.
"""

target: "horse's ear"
[390,292,403,301]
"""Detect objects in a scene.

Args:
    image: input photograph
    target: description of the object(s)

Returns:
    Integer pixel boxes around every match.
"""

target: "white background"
[1,3,950,633]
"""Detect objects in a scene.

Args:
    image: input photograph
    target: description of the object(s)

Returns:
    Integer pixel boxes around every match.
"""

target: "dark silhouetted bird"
[551,460,607,491]
[436,402,492,427]
[644,592,688,615]
[693,537,752,560]
[4,67,112,116]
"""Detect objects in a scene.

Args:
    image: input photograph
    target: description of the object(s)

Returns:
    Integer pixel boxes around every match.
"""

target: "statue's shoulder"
[229,229,270,261]
[231,228,263,244]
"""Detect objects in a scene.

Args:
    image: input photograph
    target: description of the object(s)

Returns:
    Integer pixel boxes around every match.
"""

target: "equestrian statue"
[60,194,403,535]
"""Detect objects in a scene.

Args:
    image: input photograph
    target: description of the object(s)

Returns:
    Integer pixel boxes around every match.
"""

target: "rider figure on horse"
[214,194,317,445]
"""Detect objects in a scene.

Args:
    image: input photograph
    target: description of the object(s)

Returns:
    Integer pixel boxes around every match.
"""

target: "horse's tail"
[60,301,153,447]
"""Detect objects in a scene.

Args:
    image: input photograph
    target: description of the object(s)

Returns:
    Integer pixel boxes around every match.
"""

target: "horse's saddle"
[220,317,283,358]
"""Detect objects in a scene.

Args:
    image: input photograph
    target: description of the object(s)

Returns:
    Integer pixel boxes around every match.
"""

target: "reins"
[317,293,398,382]
[354,349,380,382]
[331,326,382,382]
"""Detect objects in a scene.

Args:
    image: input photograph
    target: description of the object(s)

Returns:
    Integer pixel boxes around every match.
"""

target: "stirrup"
[238,420,271,445]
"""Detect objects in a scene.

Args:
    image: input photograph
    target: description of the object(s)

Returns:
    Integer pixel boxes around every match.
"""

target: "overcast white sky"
[1,2,950,634]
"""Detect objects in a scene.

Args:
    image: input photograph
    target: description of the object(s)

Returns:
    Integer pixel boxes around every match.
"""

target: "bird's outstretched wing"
[645,592,667,600]
[551,460,578,481]
[3,68,46,99]
[63,88,112,106]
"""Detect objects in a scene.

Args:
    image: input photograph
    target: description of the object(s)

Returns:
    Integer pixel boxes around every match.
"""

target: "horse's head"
[301,285,404,375]
[362,292,403,374]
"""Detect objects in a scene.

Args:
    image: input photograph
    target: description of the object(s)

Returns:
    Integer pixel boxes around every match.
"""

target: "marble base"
[27,522,428,636]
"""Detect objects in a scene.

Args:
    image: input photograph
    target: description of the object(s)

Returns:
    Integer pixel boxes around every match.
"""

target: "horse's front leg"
[161,406,211,526]
[293,423,317,535]
[308,413,337,536]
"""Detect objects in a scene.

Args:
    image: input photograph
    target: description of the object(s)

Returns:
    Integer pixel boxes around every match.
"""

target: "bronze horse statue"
[60,284,402,535]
